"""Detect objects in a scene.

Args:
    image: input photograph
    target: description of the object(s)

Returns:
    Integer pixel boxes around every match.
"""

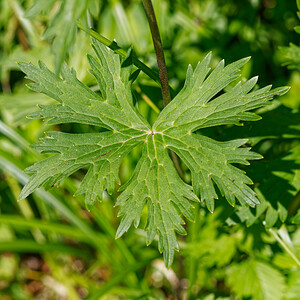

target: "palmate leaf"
[226,259,286,300]
[18,38,288,266]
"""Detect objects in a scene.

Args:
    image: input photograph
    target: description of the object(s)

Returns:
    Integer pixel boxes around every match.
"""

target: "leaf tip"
[277,86,290,96]
[252,75,259,83]
[205,51,212,61]
[19,189,28,201]
[115,230,122,239]
[241,56,251,65]
[207,205,214,213]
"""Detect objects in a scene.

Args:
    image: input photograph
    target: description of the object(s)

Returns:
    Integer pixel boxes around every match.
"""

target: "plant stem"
[142,0,172,106]
[171,151,185,180]
[267,226,300,267]
[142,0,184,180]
[288,190,300,216]
[135,86,160,114]
[77,22,162,87]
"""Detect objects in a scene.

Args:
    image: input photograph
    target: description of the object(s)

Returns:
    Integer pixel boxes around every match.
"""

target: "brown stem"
[142,0,184,179]
[142,0,171,106]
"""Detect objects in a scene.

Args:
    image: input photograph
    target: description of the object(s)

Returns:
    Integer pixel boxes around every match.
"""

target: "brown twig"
[142,0,171,107]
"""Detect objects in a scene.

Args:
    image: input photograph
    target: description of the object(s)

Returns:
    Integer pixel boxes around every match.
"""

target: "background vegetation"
[0,0,300,299]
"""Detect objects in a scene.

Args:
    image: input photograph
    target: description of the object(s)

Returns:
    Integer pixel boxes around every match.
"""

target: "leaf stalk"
[267,225,300,267]
[77,22,161,87]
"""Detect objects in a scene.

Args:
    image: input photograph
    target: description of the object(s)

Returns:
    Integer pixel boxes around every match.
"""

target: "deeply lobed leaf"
[19,39,288,266]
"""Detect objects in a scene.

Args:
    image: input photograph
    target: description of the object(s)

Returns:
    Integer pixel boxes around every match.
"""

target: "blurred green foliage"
[0,0,300,299]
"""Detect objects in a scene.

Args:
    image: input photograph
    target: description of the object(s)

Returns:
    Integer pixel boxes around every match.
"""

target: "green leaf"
[25,0,57,17]
[0,91,52,126]
[226,259,286,300]
[0,240,92,259]
[291,209,300,224]
[265,205,278,228]
[236,145,300,227]
[218,101,300,146]
[18,39,288,266]
[285,269,300,299]
[280,44,300,71]
[116,133,198,267]
[26,0,101,73]
[0,215,87,242]
[280,3,300,71]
